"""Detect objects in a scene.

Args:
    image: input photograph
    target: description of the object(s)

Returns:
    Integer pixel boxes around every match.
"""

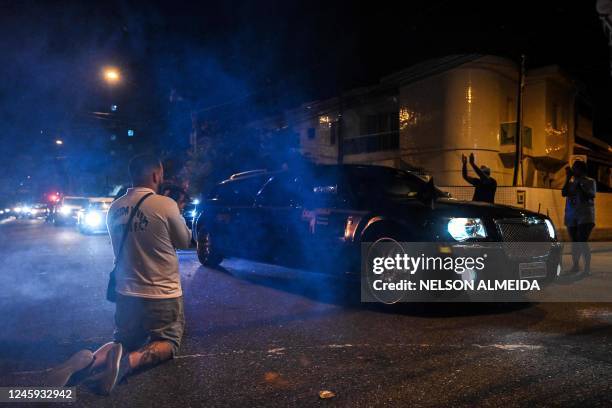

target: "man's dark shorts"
[114,294,185,357]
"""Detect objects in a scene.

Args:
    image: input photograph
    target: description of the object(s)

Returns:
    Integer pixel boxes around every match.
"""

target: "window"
[552,102,564,130]
[307,127,316,140]
[344,111,400,155]
[500,122,532,149]
[361,112,399,135]
[63,198,89,208]
[208,177,269,206]
[347,168,423,207]
[256,176,306,207]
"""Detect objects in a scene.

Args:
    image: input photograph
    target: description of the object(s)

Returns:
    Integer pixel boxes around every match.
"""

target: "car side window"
[209,177,269,206]
[256,176,305,207]
[347,169,423,208]
[385,173,422,198]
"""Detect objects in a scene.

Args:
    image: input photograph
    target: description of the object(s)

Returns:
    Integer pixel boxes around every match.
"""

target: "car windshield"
[63,198,89,207]
[89,201,111,211]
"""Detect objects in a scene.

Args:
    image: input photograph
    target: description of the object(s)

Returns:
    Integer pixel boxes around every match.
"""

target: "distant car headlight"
[85,211,102,227]
[59,206,71,215]
[447,218,487,241]
[13,207,22,213]
[544,219,556,239]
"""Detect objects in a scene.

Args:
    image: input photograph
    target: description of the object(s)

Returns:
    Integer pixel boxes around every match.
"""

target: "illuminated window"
[500,123,532,149]
[552,103,563,130]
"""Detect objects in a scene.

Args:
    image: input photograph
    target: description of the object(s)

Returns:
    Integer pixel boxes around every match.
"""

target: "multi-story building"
[253,55,612,238]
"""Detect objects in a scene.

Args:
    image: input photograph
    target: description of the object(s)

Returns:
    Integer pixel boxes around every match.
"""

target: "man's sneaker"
[43,349,94,387]
[93,342,123,395]
[68,342,116,386]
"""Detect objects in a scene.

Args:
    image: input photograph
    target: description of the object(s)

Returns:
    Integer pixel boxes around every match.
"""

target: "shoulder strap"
[114,192,154,266]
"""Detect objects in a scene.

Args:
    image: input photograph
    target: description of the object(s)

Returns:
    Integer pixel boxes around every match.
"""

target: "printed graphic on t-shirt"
[109,206,150,233]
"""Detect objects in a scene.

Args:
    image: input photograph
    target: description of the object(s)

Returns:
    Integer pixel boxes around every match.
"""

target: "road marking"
[473,344,543,351]
[578,308,612,322]
[11,341,547,375]
[175,342,543,361]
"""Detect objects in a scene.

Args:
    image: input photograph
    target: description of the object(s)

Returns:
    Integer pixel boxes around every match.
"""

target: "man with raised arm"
[462,152,497,204]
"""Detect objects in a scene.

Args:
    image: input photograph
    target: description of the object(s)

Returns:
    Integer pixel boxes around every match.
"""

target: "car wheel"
[197,231,223,267]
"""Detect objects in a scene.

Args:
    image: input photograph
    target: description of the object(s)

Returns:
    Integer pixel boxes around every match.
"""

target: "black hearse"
[193,165,562,281]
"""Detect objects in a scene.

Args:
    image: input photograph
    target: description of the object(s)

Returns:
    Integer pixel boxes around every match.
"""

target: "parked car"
[53,196,89,226]
[193,164,562,283]
[77,197,113,234]
[26,203,49,219]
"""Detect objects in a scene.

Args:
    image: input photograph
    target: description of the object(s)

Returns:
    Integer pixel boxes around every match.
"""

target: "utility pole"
[337,96,344,164]
[512,54,526,187]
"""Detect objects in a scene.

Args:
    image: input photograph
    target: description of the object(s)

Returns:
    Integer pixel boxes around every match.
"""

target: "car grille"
[495,218,552,260]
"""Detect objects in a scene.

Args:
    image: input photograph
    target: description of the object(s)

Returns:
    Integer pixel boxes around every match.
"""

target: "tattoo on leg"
[131,341,172,372]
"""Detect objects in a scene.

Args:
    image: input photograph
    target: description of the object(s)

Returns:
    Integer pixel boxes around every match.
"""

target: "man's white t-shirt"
[107,187,192,299]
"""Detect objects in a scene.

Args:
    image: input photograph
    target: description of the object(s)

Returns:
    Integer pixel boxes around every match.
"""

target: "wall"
[399,56,519,186]
[295,108,339,164]
[441,185,612,240]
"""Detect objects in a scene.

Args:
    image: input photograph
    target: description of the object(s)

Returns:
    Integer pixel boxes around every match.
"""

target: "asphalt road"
[1,219,612,407]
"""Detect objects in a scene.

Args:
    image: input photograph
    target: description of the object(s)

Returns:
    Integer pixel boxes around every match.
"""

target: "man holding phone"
[45,154,192,394]
[562,160,596,275]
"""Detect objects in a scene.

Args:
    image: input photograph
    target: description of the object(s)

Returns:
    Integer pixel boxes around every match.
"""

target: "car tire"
[197,230,223,267]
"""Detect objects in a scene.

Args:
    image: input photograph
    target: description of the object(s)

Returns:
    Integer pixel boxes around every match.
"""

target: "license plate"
[519,262,547,278]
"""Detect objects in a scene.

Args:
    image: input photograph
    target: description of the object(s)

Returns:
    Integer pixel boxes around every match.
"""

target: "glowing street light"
[55,139,63,145]
[103,67,121,84]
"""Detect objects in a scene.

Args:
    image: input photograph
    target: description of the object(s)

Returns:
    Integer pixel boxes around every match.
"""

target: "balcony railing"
[344,131,400,155]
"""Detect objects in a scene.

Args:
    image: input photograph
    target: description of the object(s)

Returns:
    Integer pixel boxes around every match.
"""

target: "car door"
[301,169,363,270]
[252,174,313,265]
[201,176,268,257]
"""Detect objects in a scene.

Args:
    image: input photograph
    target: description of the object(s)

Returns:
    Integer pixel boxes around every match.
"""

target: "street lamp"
[55,139,63,145]
[103,67,121,85]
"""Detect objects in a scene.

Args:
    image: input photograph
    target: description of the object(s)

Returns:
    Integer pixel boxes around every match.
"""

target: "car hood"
[431,197,546,220]
[384,197,547,221]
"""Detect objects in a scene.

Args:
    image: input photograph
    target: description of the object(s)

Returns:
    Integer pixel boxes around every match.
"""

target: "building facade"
[253,55,612,237]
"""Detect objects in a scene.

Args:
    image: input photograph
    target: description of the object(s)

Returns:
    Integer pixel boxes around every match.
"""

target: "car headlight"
[85,211,102,227]
[59,206,71,215]
[13,207,22,213]
[447,218,487,241]
[544,219,556,239]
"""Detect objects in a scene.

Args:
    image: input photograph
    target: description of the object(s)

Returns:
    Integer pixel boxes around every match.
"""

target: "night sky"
[0,0,610,195]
